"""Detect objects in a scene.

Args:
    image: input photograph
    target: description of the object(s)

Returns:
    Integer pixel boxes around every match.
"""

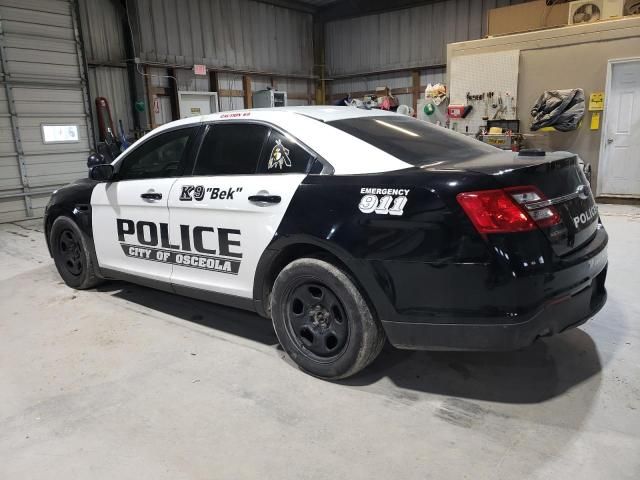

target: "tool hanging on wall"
[498,93,504,117]
[505,92,516,117]
[483,94,489,120]
[466,92,484,102]
[493,93,507,120]
[118,119,129,151]
[489,92,497,109]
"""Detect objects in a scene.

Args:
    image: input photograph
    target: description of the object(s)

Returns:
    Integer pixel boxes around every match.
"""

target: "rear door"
[168,122,314,299]
[91,126,198,281]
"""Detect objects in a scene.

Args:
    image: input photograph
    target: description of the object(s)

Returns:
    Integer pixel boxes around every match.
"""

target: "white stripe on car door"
[167,174,306,298]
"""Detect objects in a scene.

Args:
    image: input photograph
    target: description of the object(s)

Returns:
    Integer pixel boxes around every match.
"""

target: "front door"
[601,60,640,196]
[92,126,198,282]
[168,122,314,299]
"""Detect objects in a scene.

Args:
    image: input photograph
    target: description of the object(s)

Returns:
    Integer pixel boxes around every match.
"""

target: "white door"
[601,60,640,196]
[168,122,315,299]
[92,126,198,281]
[178,92,218,119]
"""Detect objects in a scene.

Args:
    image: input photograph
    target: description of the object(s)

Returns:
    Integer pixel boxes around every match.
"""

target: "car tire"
[50,216,103,290]
[270,257,385,379]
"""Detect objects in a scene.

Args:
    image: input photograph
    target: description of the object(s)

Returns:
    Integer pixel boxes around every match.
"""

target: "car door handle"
[140,192,163,200]
[248,194,281,204]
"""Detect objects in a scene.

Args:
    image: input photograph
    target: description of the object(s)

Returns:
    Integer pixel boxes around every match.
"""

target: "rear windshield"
[328,115,497,166]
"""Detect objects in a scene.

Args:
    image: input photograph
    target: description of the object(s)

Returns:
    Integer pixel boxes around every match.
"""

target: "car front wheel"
[50,216,103,290]
[270,258,385,379]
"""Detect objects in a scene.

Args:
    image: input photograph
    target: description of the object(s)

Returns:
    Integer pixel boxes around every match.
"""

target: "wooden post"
[167,67,179,121]
[209,70,218,92]
[412,70,420,114]
[143,64,156,129]
[243,75,252,109]
[313,17,326,105]
[209,71,219,112]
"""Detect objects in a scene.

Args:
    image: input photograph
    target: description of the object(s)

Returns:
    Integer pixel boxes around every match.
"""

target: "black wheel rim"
[284,281,349,361]
[57,229,84,276]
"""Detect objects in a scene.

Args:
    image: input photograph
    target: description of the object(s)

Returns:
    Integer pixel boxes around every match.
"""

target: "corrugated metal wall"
[175,69,210,92]
[325,0,525,101]
[79,0,315,135]
[80,0,126,62]
[329,66,447,108]
[218,72,245,111]
[0,0,92,222]
[251,75,312,106]
[87,66,134,138]
[133,0,314,77]
[325,0,524,77]
[79,0,134,139]
[329,71,412,106]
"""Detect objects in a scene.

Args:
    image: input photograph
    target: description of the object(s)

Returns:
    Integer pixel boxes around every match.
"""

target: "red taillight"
[457,189,536,234]
[457,186,561,235]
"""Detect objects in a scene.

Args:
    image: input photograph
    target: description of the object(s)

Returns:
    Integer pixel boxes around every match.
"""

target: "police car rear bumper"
[381,262,607,351]
[374,224,608,351]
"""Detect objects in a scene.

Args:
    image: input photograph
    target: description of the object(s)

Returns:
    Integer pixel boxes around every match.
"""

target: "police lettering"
[175,254,233,272]
[116,219,242,258]
[573,205,598,229]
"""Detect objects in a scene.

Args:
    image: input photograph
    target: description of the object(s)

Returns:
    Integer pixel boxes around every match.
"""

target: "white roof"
[231,105,398,122]
[151,105,398,133]
[152,106,397,132]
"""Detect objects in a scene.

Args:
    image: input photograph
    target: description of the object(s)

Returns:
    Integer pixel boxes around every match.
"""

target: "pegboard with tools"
[449,50,520,135]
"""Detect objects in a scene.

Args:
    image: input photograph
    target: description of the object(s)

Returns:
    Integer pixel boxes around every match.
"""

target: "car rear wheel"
[50,216,103,290]
[270,258,385,379]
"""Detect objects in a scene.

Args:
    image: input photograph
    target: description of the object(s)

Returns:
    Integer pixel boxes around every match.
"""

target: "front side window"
[193,123,269,176]
[117,128,196,181]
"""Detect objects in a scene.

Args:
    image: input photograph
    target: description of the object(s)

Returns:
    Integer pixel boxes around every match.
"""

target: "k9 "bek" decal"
[180,185,243,201]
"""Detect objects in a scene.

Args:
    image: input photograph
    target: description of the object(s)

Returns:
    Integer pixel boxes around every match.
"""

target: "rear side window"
[328,116,497,166]
[256,129,315,174]
[117,127,196,180]
[193,123,269,175]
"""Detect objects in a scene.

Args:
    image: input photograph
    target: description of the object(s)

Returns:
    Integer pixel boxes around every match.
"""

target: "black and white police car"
[44,106,608,379]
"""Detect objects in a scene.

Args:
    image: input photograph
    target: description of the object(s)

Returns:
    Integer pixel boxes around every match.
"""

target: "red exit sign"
[193,64,207,76]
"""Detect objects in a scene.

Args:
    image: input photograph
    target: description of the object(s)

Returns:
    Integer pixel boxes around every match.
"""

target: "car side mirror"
[89,164,114,182]
[87,152,106,168]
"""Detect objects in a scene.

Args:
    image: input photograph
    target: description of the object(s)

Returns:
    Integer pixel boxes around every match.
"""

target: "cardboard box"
[488,1,571,37]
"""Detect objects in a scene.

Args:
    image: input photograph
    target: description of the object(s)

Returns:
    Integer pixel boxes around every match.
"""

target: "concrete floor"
[1,204,639,480]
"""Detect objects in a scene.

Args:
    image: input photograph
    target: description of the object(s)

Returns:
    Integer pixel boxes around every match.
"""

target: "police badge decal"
[268,139,291,170]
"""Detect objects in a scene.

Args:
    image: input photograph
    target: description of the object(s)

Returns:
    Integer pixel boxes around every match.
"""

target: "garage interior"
[1,0,639,478]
